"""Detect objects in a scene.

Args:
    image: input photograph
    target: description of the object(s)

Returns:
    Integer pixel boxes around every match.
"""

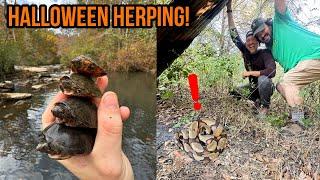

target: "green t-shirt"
[272,8,320,72]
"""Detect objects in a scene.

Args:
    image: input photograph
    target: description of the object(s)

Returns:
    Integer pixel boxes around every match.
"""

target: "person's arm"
[227,0,235,30]
[242,71,260,78]
[260,50,276,78]
[243,51,276,78]
[227,0,246,53]
[275,0,287,14]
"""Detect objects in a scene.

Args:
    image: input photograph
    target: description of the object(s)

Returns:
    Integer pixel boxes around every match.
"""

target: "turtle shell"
[59,73,101,97]
[52,97,97,128]
[71,55,106,77]
[36,123,96,160]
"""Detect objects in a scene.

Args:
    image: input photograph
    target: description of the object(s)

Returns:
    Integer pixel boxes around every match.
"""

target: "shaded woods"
[0,1,156,80]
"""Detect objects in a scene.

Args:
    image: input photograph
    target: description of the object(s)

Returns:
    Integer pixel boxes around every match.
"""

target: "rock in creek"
[0,81,14,92]
[0,93,32,100]
[32,84,46,90]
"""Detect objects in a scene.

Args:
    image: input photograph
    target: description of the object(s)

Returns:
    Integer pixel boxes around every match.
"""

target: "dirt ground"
[156,87,320,180]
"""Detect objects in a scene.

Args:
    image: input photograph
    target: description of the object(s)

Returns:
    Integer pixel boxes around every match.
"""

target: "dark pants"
[235,76,274,108]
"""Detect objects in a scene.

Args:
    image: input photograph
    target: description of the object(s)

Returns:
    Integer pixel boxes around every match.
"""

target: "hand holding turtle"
[41,76,134,180]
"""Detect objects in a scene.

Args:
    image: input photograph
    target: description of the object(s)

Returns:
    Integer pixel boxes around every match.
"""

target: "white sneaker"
[256,107,268,119]
[291,106,305,125]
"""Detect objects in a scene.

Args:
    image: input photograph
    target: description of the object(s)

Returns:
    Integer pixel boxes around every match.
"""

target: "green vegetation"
[266,113,287,127]
[158,38,320,127]
[158,0,320,127]
[158,43,242,100]
[0,39,17,80]
[13,29,60,66]
[173,111,196,128]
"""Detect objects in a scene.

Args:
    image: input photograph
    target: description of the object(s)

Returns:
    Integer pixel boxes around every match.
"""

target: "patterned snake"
[175,119,227,161]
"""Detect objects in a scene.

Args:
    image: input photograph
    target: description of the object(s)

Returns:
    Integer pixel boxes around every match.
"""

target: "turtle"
[52,97,97,128]
[59,73,101,97]
[36,123,96,160]
[37,55,105,159]
[71,55,107,77]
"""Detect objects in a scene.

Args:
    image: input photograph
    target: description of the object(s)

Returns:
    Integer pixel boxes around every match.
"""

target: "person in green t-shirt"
[250,0,320,124]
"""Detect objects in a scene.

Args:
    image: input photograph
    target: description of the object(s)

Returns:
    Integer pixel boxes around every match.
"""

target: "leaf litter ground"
[156,87,320,180]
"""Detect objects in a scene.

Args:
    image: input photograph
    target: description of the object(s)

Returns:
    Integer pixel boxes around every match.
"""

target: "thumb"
[92,91,123,157]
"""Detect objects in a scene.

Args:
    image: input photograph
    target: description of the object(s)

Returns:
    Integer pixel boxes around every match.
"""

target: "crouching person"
[227,0,276,116]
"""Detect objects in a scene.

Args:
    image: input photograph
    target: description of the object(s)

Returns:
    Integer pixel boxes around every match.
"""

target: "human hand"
[42,75,134,180]
[242,71,251,78]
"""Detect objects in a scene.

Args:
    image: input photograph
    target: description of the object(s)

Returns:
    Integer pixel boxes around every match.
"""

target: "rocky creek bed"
[0,65,68,102]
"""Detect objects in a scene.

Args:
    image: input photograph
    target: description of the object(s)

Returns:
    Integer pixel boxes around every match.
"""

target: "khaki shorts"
[281,59,320,89]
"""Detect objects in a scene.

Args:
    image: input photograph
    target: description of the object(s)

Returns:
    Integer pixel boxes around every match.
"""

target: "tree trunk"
[2,0,16,42]
[3,0,9,42]
[219,10,226,56]
[11,29,16,42]
[157,0,228,76]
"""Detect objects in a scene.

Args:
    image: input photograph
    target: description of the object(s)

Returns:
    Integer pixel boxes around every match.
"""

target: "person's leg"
[277,82,306,122]
[276,82,302,107]
[277,60,320,107]
[257,75,273,109]
[277,60,320,122]
[249,85,260,108]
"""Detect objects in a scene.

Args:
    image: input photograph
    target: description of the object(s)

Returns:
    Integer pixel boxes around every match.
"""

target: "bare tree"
[219,10,226,56]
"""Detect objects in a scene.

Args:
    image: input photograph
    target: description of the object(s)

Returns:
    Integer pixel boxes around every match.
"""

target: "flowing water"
[0,72,156,180]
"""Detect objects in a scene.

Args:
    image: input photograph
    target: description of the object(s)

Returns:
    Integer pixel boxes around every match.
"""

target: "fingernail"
[96,77,101,82]
[102,92,118,110]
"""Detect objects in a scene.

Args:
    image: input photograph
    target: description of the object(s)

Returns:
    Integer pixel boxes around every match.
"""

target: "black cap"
[246,31,254,38]
[251,17,266,36]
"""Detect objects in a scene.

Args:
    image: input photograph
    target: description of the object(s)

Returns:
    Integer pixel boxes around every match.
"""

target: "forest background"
[0,0,156,80]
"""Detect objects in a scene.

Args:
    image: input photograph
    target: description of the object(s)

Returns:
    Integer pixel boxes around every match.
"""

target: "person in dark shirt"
[227,0,276,115]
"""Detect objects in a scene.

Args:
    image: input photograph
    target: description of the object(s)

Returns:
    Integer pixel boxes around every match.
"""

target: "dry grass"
[157,84,320,180]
